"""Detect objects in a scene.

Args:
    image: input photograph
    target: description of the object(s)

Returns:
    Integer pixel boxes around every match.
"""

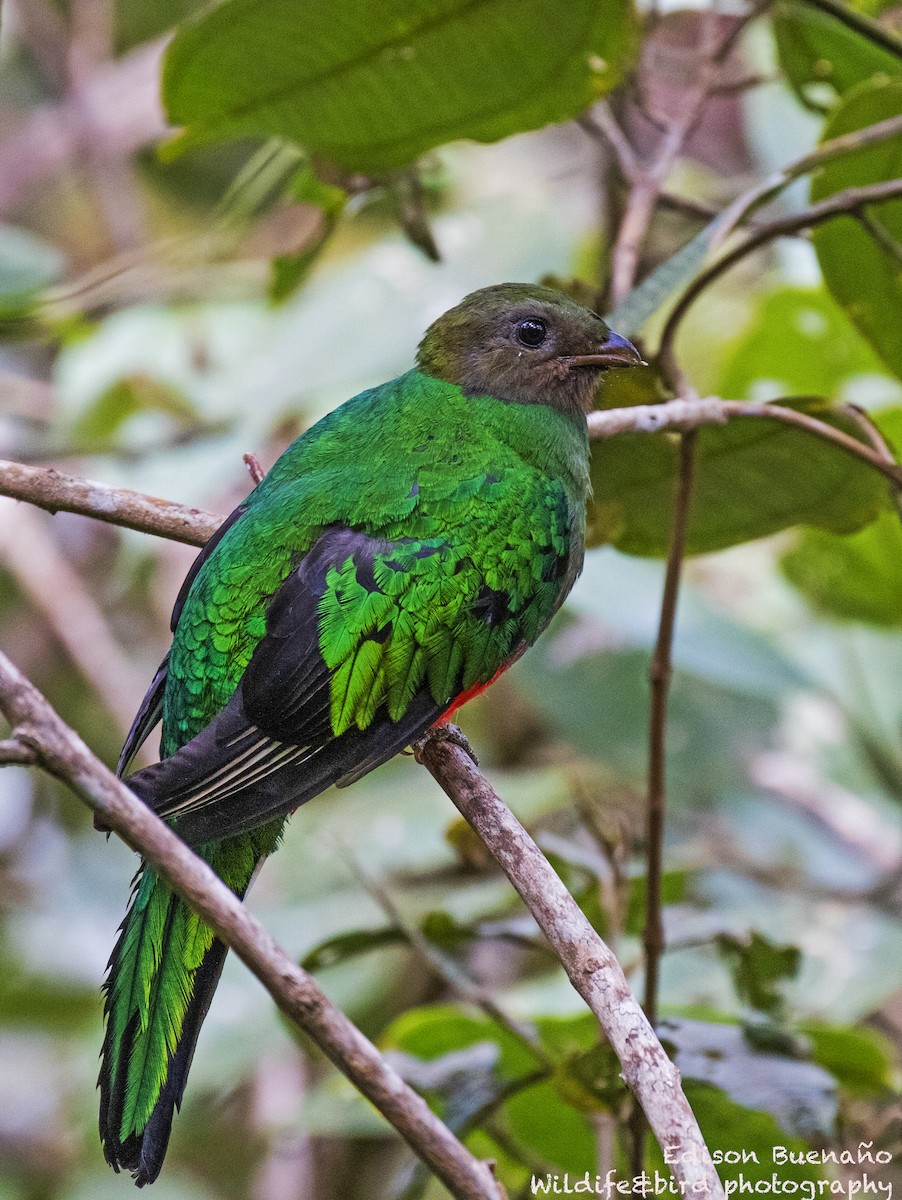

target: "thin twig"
[605,12,732,305]
[630,430,698,1173]
[710,113,902,251]
[0,656,503,1200]
[0,739,37,765]
[657,177,902,384]
[579,107,640,183]
[415,732,726,1200]
[644,431,698,1025]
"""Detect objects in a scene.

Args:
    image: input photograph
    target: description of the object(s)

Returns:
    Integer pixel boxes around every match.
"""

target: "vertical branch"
[644,430,698,1021]
[631,429,699,1173]
[416,731,725,1200]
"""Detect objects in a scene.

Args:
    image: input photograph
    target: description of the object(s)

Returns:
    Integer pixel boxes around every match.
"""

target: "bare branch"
[2,393,898,563]
[579,106,641,183]
[710,113,902,250]
[0,653,503,1200]
[2,393,898,562]
[630,429,698,1172]
[644,431,697,1026]
[657,177,902,383]
[415,729,726,1200]
[0,738,37,766]
[0,458,222,545]
[605,13,732,305]
[589,398,902,488]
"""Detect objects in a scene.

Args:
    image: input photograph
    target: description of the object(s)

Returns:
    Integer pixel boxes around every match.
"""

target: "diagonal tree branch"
[0,652,504,1200]
[414,731,724,1199]
[0,458,220,544]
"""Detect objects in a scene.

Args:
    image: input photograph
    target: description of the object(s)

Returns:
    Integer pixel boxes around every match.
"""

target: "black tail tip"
[100,1128,169,1188]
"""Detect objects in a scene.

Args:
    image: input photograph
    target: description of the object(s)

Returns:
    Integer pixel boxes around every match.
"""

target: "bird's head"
[417,283,644,415]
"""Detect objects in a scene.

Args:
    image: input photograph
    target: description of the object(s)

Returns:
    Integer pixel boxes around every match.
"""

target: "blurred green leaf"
[800,1022,894,1095]
[811,76,902,379]
[782,508,902,624]
[716,931,802,1019]
[0,224,64,319]
[517,642,780,800]
[781,407,902,625]
[773,0,902,110]
[718,286,897,402]
[505,1080,597,1173]
[0,966,97,1031]
[162,0,638,172]
[588,398,886,555]
[383,1004,539,1079]
[72,374,199,443]
[301,925,403,971]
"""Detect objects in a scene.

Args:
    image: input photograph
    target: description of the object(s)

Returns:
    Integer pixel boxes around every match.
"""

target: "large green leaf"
[783,508,902,624]
[163,0,637,172]
[773,0,902,110]
[718,286,898,403]
[781,407,902,625]
[588,399,886,556]
[811,77,902,380]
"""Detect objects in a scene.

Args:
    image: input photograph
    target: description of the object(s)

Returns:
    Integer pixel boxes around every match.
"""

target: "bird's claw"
[413,723,479,768]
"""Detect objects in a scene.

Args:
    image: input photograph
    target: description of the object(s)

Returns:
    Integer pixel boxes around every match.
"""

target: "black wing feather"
[125,526,452,846]
[116,654,169,778]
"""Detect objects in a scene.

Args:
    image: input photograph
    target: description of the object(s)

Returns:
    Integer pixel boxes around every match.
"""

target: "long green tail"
[99,825,280,1185]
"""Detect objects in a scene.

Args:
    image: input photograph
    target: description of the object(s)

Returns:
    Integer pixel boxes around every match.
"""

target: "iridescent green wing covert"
[126,463,576,846]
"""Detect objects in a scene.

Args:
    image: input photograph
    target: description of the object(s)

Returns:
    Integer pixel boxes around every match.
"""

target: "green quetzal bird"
[99,283,641,1184]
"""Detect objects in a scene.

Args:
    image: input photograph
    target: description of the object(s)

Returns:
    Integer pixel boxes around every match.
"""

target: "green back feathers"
[165,372,587,747]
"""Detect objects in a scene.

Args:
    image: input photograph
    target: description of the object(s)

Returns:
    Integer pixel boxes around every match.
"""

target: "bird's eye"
[515,318,547,348]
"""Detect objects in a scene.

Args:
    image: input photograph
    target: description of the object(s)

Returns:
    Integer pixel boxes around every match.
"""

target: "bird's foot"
[413,722,479,767]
